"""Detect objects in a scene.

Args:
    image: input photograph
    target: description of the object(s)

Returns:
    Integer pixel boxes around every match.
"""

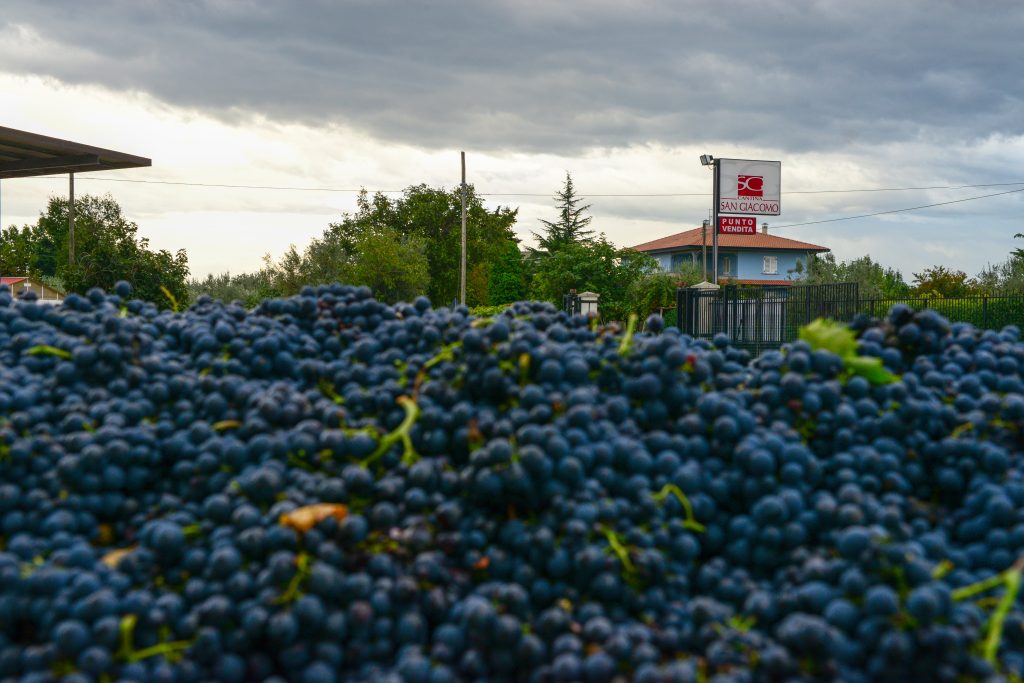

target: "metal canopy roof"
[0,125,151,179]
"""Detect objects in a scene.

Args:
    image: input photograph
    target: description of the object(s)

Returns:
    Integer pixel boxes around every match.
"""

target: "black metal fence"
[855,295,1024,331]
[676,283,860,353]
[675,283,1024,352]
[563,291,581,316]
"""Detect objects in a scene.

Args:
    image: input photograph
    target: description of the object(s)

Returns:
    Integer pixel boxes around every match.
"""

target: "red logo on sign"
[738,175,763,197]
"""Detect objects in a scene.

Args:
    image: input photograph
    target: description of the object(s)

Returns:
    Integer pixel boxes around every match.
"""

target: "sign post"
[712,160,720,283]
[705,157,781,283]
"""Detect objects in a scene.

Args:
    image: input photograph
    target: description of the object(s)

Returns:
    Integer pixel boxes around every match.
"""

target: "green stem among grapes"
[601,526,637,576]
[360,396,421,468]
[652,483,706,533]
[116,614,192,664]
[275,552,312,605]
[984,560,1024,665]
[951,556,1024,667]
[952,572,1009,602]
[618,314,639,356]
[26,345,72,359]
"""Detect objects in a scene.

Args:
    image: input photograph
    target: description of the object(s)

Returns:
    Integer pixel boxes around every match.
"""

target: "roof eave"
[0,126,151,179]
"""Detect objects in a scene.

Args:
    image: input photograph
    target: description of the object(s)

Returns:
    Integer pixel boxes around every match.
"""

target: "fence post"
[676,287,685,332]
[754,288,762,354]
[983,295,989,329]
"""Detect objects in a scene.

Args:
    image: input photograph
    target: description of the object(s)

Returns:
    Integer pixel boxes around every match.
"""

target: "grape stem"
[986,565,1022,665]
[951,555,1024,667]
[115,614,192,664]
[601,526,637,576]
[618,314,639,356]
[159,285,180,312]
[317,378,344,405]
[360,396,421,468]
[414,342,461,396]
[26,345,72,359]
[275,552,312,604]
[931,559,954,579]
[652,484,706,533]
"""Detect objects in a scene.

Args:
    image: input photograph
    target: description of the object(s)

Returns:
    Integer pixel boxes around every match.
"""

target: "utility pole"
[460,152,467,306]
[69,172,76,266]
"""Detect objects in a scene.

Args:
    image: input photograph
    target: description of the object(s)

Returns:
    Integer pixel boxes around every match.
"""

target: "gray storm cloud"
[3,0,1024,154]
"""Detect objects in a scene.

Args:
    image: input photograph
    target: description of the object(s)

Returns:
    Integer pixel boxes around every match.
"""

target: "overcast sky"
[3,0,1024,282]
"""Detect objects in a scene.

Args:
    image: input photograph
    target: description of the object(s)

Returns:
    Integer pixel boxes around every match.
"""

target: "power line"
[769,186,1024,230]
[17,174,1024,233]
[23,177,406,193]
[489,181,1024,197]
[20,174,1024,197]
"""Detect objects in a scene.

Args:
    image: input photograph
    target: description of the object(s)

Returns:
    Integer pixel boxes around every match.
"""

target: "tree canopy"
[798,253,910,299]
[530,172,594,256]
[215,185,521,306]
[0,194,190,308]
[529,238,657,321]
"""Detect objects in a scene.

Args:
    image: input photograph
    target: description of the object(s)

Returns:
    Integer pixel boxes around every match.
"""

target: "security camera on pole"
[699,155,781,283]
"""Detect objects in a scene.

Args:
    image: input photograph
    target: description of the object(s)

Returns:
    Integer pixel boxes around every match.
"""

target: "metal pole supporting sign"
[712,159,720,284]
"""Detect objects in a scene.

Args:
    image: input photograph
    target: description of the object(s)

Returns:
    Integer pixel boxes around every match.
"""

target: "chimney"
[761,222,768,234]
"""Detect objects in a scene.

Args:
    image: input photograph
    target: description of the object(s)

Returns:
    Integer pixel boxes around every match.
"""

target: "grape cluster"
[1,282,1024,682]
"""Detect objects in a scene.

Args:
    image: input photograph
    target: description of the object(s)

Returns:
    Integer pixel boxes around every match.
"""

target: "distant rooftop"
[631,227,829,253]
[0,126,151,179]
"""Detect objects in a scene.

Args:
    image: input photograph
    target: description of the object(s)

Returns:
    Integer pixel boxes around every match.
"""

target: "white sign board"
[718,159,781,216]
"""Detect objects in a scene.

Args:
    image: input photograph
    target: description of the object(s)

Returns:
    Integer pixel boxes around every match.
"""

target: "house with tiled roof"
[0,276,64,303]
[631,226,829,285]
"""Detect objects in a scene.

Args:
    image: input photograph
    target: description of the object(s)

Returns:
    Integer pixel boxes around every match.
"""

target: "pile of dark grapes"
[2,281,1024,683]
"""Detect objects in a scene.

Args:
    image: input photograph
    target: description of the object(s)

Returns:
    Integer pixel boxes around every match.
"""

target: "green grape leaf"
[797,319,857,358]
[843,356,898,385]
[798,318,897,385]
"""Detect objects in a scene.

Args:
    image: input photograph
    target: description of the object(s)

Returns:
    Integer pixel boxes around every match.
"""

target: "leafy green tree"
[265,246,306,297]
[10,194,189,308]
[1013,232,1024,260]
[529,238,656,321]
[0,226,37,275]
[188,269,280,308]
[800,253,910,299]
[912,265,974,298]
[345,227,430,303]
[317,186,518,306]
[627,263,703,318]
[976,256,1024,294]
[261,209,431,304]
[531,173,594,256]
[975,235,1024,294]
[217,184,519,307]
[487,241,527,305]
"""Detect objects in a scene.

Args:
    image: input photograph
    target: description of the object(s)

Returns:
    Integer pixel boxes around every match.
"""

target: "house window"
[670,253,689,270]
[763,255,778,274]
[722,256,732,276]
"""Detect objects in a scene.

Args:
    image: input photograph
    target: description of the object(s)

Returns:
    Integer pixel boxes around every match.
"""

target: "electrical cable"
[21,175,1024,197]
[768,187,1024,230]
[18,175,1024,232]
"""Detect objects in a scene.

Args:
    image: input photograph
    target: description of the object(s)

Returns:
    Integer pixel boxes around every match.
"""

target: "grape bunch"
[1,281,1024,683]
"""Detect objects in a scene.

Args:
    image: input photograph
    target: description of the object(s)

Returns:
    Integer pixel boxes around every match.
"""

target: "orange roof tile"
[631,227,828,253]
